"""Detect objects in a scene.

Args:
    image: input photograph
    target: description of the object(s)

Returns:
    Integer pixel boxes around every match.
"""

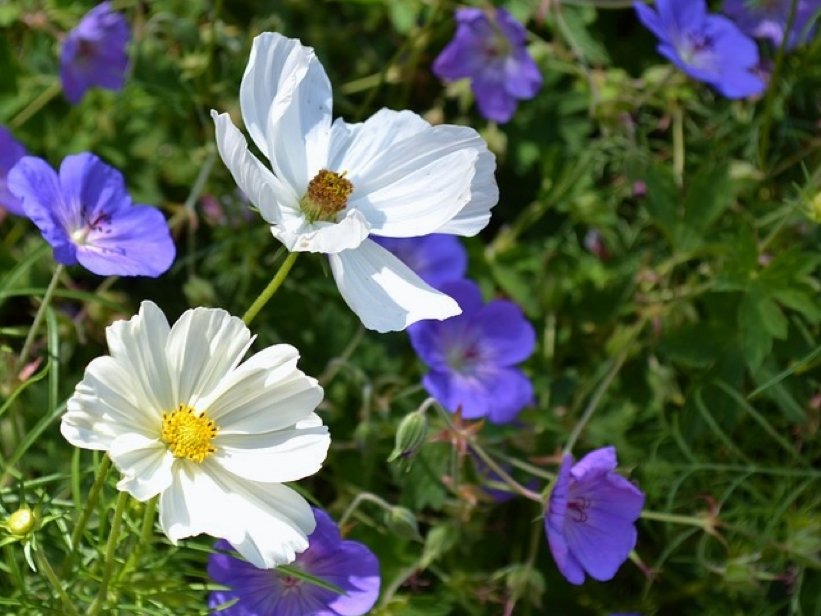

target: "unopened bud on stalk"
[384,506,423,542]
[388,411,428,463]
[7,507,36,536]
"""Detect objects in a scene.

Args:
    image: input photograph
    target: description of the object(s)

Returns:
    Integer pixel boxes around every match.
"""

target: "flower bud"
[384,506,422,542]
[7,507,36,536]
[388,411,428,463]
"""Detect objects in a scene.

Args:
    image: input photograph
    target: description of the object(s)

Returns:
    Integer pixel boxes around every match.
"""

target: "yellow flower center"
[161,403,218,463]
[300,169,353,222]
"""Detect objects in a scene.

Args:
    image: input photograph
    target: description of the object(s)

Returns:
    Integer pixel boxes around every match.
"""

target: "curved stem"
[242,251,299,326]
[10,81,61,129]
[17,264,64,374]
[471,442,543,502]
[117,495,157,582]
[61,455,112,575]
[338,492,393,530]
[89,491,129,616]
[37,549,80,616]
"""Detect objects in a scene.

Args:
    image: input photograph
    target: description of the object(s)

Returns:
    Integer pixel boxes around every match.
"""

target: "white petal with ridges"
[159,460,315,568]
[329,109,429,172]
[61,355,158,450]
[270,207,371,253]
[329,239,461,332]
[211,111,298,224]
[204,345,324,433]
[110,433,174,501]
[214,425,330,483]
[256,34,332,195]
[165,307,252,408]
[349,148,478,237]
[105,301,175,413]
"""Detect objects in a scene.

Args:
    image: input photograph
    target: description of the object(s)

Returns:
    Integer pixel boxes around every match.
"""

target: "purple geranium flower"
[208,508,381,616]
[408,279,536,424]
[723,0,821,49]
[634,0,766,98]
[60,2,130,104]
[0,126,27,217]
[371,234,468,289]
[545,446,645,585]
[8,153,175,276]
[433,8,543,123]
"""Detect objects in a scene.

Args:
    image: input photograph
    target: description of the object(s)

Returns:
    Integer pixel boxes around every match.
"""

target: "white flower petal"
[349,147,478,237]
[110,433,174,501]
[270,207,371,253]
[211,110,299,224]
[329,239,461,332]
[159,460,314,568]
[61,356,159,450]
[105,301,175,413]
[205,345,324,433]
[247,33,332,195]
[159,461,241,545]
[165,307,252,408]
[214,424,329,483]
[330,109,428,172]
[435,146,498,236]
[346,121,496,237]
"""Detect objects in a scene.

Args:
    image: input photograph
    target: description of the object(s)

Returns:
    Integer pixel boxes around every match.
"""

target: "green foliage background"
[1,0,821,614]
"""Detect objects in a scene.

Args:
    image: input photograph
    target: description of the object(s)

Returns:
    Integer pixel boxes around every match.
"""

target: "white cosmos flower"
[61,301,329,569]
[211,32,499,333]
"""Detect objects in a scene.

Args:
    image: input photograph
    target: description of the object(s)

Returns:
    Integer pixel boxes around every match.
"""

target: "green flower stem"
[4,544,23,589]
[62,455,112,576]
[117,495,157,582]
[758,0,800,166]
[36,549,80,616]
[89,491,129,616]
[470,442,543,503]
[563,320,644,455]
[17,264,64,374]
[242,251,300,326]
[10,81,61,129]
[641,509,712,529]
[502,456,557,483]
[672,105,684,186]
[338,492,393,530]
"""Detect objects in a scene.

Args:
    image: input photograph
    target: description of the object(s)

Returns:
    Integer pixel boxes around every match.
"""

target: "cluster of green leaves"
[1,0,821,615]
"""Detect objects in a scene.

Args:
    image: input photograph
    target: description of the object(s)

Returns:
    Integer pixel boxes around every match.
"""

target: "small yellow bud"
[805,192,821,224]
[7,507,36,536]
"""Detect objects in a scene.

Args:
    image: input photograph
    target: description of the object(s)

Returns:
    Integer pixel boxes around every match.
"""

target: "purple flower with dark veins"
[371,234,468,289]
[0,125,27,216]
[408,279,536,424]
[545,446,645,585]
[723,0,821,49]
[208,508,381,616]
[60,2,130,104]
[8,153,175,276]
[433,8,543,123]
[634,0,766,98]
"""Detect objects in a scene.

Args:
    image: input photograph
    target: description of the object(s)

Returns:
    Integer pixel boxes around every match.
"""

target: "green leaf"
[659,322,730,367]
[739,291,775,370]
[678,163,734,249]
[715,227,758,291]
[420,524,459,570]
[399,443,450,511]
[770,286,821,322]
[642,164,680,244]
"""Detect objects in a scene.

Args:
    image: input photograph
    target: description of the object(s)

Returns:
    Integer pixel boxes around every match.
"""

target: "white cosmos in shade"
[60,300,329,569]
[211,32,499,332]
